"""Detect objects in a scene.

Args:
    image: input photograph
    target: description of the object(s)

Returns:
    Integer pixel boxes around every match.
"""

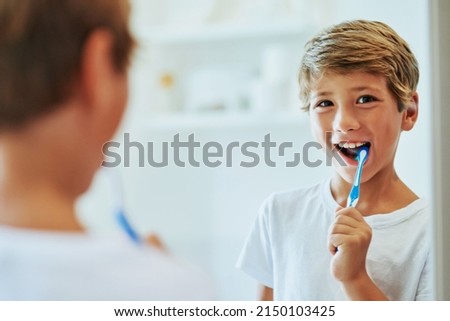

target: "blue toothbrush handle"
[346,148,367,207]
[116,210,141,244]
[347,185,360,207]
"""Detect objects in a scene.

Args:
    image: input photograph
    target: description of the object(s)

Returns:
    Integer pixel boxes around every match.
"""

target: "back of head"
[299,20,419,111]
[0,0,135,131]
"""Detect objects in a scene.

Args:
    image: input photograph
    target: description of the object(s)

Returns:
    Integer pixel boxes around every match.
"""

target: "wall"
[429,0,450,300]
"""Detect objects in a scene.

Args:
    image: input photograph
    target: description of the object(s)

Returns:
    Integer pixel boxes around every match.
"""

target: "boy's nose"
[332,106,360,132]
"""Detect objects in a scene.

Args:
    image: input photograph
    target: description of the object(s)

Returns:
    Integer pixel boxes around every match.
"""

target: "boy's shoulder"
[270,179,324,199]
[0,226,214,300]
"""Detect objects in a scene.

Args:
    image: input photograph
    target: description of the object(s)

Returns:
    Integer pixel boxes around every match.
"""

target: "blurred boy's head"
[0,0,135,198]
[0,0,135,131]
[299,20,419,112]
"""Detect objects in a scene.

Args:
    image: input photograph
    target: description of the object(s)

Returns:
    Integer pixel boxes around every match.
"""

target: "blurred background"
[77,0,432,299]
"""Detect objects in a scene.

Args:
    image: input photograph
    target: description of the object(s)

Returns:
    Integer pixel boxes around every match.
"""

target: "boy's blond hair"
[0,0,135,130]
[299,20,419,112]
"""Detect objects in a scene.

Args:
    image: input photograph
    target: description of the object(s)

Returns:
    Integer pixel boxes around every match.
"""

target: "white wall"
[429,0,450,300]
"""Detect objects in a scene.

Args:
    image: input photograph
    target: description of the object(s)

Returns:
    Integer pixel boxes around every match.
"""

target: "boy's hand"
[328,207,372,282]
[145,233,167,252]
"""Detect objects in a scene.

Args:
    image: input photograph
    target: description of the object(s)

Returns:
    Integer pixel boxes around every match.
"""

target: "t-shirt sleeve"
[415,250,433,300]
[236,196,274,288]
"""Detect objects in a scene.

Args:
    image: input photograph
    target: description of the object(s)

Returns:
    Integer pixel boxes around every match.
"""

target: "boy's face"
[308,71,416,184]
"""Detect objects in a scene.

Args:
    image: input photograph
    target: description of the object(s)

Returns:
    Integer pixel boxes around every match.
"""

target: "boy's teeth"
[338,142,367,148]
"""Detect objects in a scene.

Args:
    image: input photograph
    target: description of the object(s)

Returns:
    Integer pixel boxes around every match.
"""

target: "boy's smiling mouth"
[335,141,371,164]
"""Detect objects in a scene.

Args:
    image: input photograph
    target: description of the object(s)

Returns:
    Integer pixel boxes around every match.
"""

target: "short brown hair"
[299,20,419,111]
[0,0,135,130]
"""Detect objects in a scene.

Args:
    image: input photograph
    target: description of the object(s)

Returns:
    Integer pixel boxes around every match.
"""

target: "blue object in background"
[116,209,141,244]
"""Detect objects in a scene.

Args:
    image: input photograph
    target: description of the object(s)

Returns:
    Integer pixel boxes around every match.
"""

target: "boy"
[0,0,212,300]
[237,20,431,300]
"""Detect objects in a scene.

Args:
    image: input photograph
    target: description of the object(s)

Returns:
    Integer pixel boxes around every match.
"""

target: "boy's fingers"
[328,235,339,255]
[333,213,361,228]
[328,234,349,254]
[335,207,365,222]
[328,242,338,255]
[145,233,166,251]
[329,223,354,236]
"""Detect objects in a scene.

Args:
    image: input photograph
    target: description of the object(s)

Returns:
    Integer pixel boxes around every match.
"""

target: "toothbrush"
[104,168,141,244]
[116,207,141,244]
[346,146,370,208]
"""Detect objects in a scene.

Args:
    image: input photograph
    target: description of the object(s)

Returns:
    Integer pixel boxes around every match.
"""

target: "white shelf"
[136,22,310,45]
[131,21,312,132]
[134,111,309,131]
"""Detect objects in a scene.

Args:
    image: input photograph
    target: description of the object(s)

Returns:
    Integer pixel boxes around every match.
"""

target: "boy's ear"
[79,29,117,112]
[401,92,419,131]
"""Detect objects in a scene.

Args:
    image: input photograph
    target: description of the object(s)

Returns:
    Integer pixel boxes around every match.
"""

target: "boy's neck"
[0,184,84,232]
[330,167,418,215]
[0,116,86,232]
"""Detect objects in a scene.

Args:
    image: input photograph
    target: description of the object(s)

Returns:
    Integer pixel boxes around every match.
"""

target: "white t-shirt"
[0,227,214,300]
[237,179,432,300]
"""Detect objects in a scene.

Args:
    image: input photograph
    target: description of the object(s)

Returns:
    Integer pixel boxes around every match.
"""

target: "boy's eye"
[357,95,377,104]
[316,100,333,108]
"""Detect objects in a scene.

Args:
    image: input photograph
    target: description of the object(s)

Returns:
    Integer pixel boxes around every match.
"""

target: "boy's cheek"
[311,130,332,150]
